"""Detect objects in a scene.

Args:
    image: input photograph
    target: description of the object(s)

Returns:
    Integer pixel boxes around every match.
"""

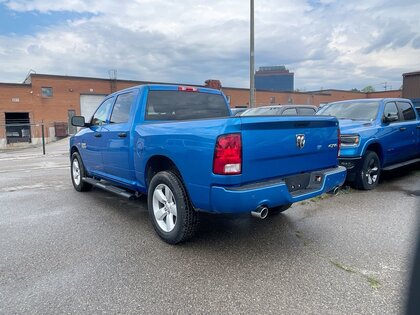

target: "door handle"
[94,133,102,137]
[118,132,127,138]
[399,127,406,131]
[417,126,420,129]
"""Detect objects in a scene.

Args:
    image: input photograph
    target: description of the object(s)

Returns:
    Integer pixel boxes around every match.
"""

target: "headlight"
[340,134,360,147]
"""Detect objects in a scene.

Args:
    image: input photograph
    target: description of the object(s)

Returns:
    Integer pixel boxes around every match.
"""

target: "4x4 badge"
[296,134,305,149]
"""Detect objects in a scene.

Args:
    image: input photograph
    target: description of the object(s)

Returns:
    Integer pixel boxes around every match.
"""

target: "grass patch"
[295,231,303,239]
[367,276,381,289]
[330,260,356,273]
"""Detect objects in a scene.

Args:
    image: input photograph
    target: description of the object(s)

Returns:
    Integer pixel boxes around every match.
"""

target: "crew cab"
[70,84,346,244]
[317,98,420,190]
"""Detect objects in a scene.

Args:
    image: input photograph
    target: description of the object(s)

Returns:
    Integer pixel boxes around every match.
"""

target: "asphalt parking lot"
[0,139,419,314]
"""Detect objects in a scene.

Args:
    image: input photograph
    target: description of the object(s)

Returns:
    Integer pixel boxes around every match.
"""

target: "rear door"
[239,116,339,184]
[396,101,418,160]
[101,90,138,183]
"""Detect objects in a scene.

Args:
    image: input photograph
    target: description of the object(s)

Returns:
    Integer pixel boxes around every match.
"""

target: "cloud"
[0,0,419,90]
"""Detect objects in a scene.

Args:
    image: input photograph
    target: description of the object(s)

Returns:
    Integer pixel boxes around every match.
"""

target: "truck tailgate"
[240,116,339,184]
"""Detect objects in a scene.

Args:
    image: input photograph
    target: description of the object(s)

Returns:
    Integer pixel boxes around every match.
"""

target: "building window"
[41,87,53,98]
[270,96,276,104]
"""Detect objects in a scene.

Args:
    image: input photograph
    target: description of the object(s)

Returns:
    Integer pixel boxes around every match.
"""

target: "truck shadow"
[377,162,420,197]
[83,182,334,252]
[379,162,420,182]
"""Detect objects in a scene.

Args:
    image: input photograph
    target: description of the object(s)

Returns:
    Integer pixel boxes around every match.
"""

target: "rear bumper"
[209,166,347,214]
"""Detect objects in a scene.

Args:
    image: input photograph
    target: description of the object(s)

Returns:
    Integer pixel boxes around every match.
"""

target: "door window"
[282,108,298,115]
[383,102,399,122]
[396,102,416,121]
[299,107,316,115]
[91,98,114,125]
[110,92,136,124]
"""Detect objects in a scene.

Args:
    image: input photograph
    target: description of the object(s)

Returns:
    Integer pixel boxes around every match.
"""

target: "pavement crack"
[294,229,381,290]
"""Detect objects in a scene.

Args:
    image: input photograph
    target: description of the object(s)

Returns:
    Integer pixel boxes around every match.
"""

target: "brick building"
[0,73,402,149]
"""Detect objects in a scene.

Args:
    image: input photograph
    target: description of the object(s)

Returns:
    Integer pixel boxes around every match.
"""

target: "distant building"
[402,70,420,108]
[0,73,402,149]
[255,66,294,92]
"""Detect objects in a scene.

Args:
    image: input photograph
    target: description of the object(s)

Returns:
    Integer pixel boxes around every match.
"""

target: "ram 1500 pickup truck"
[70,84,346,244]
[317,98,420,190]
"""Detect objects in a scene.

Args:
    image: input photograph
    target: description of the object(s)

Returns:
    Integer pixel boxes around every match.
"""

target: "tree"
[361,85,375,93]
[350,88,360,92]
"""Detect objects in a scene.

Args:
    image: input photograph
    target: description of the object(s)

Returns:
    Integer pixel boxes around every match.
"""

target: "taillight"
[178,86,198,92]
[213,133,242,175]
[337,128,341,156]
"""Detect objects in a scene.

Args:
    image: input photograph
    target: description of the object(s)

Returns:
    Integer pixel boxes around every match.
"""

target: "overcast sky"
[0,0,419,91]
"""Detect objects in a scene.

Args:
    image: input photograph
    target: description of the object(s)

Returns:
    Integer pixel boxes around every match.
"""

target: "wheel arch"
[145,155,184,190]
[70,145,79,156]
[364,142,383,166]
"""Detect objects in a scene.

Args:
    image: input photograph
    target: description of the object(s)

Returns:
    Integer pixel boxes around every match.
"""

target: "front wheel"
[355,150,381,190]
[71,152,92,192]
[148,171,198,244]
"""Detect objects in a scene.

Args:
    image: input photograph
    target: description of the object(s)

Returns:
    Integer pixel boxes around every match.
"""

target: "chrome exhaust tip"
[327,186,340,195]
[251,206,269,219]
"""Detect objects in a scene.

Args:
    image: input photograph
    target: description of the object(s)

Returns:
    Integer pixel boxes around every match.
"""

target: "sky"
[0,0,419,91]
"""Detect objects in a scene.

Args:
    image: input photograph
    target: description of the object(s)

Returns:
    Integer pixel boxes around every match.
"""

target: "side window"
[397,102,416,121]
[282,108,298,115]
[91,98,114,126]
[110,92,136,124]
[383,102,399,122]
[299,107,316,115]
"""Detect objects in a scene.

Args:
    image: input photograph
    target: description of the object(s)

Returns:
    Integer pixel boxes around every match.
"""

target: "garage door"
[80,94,107,120]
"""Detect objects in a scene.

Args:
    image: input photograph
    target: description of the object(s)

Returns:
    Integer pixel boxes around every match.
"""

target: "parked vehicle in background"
[230,108,248,116]
[240,105,317,116]
[70,84,346,244]
[317,98,420,190]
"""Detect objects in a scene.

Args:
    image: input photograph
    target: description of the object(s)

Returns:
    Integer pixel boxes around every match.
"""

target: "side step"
[83,177,138,200]
[382,158,420,171]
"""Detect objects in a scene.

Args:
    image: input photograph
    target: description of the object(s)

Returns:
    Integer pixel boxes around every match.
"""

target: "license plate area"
[284,173,311,192]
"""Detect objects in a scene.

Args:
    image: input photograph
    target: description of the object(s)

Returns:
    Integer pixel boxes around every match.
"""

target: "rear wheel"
[355,150,381,190]
[71,152,92,192]
[270,203,292,216]
[148,171,198,244]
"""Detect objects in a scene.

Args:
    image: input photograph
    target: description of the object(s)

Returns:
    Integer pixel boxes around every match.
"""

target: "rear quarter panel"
[133,118,241,210]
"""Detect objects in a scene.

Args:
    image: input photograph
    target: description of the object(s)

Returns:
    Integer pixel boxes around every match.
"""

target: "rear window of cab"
[145,91,229,120]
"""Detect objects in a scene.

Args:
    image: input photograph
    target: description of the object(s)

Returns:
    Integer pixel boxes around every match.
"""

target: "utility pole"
[250,0,255,108]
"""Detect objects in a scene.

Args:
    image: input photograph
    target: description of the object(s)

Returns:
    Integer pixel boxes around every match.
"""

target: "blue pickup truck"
[317,98,420,190]
[70,84,346,244]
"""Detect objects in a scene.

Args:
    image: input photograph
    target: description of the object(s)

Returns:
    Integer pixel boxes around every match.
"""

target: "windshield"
[318,101,380,121]
[241,107,282,116]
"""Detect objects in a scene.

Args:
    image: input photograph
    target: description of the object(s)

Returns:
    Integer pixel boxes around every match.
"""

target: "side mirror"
[383,113,398,123]
[71,116,88,127]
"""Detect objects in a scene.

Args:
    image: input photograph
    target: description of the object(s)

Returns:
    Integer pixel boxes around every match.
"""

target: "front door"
[80,97,114,174]
[101,91,137,184]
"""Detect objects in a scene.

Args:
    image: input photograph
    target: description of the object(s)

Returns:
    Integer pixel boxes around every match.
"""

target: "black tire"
[355,150,381,190]
[269,203,292,216]
[71,152,92,192]
[148,171,199,244]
